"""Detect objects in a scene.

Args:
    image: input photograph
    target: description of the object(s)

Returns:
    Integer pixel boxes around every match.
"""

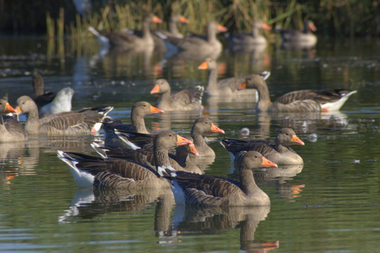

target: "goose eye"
[143,104,146,107]
[0,102,2,105]
[168,133,173,137]
[255,155,258,158]
[248,78,251,81]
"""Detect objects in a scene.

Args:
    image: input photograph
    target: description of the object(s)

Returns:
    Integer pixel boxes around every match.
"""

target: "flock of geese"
[0,14,357,208]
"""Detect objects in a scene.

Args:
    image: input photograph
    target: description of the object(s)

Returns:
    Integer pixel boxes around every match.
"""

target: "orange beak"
[15,106,22,115]
[176,135,193,146]
[217,24,228,32]
[291,135,305,145]
[150,84,160,94]
[149,105,164,114]
[261,241,280,251]
[261,157,278,168]
[237,81,247,90]
[198,61,208,70]
[179,16,189,24]
[309,23,317,32]
[187,144,199,156]
[4,103,16,113]
[152,15,163,24]
[262,23,272,30]
[211,123,225,134]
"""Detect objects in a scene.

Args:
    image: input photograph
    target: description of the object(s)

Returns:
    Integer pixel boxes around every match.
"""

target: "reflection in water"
[171,205,278,252]
[59,187,175,238]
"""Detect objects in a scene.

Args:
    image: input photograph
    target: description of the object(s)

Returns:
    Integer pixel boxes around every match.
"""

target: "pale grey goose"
[150,79,204,111]
[198,58,263,98]
[228,20,272,46]
[158,151,277,206]
[57,130,193,189]
[157,14,189,39]
[16,95,113,136]
[0,99,28,142]
[238,74,357,112]
[88,14,162,50]
[221,128,305,165]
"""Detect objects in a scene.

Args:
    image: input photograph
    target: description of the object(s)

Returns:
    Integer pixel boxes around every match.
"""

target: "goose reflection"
[170,205,279,252]
[58,186,175,238]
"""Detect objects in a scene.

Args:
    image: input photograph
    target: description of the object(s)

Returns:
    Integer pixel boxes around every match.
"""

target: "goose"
[198,58,269,98]
[277,20,317,45]
[157,13,189,38]
[91,141,202,174]
[39,87,74,116]
[188,117,225,157]
[150,79,204,111]
[0,99,28,142]
[221,128,304,165]
[161,21,227,59]
[31,73,74,115]
[158,151,277,206]
[88,14,162,49]
[16,95,113,136]
[228,20,272,46]
[238,74,357,112]
[57,130,193,189]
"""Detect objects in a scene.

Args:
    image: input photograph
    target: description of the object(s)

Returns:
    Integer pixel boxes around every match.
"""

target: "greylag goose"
[158,151,277,206]
[57,130,193,189]
[91,141,202,174]
[277,20,317,45]
[238,74,357,112]
[198,58,268,98]
[157,14,189,38]
[16,96,113,136]
[31,73,74,115]
[228,20,272,46]
[221,128,304,165]
[161,21,227,59]
[150,79,204,111]
[189,117,225,157]
[39,87,74,116]
[88,14,162,49]
[0,99,28,142]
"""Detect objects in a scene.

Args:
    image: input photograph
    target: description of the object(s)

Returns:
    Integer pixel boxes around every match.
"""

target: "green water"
[0,37,380,252]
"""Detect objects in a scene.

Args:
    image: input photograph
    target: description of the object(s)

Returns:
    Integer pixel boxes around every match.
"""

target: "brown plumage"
[31,73,56,109]
[198,58,260,98]
[221,128,305,165]
[0,99,28,142]
[189,117,225,157]
[238,74,357,112]
[89,14,162,50]
[228,20,272,46]
[16,95,112,136]
[58,130,193,189]
[150,79,204,111]
[159,151,277,206]
[277,20,317,45]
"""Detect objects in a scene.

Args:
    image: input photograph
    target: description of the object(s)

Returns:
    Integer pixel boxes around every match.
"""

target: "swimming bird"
[150,79,204,111]
[221,128,304,165]
[158,151,277,206]
[16,95,112,136]
[238,74,357,112]
[58,130,193,189]
[0,99,28,142]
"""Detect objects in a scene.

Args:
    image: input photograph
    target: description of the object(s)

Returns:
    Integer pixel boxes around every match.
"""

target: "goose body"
[277,20,317,46]
[221,128,305,165]
[16,96,112,136]
[0,99,28,142]
[89,14,162,49]
[150,79,204,111]
[158,151,277,206]
[162,21,227,59]
[228,21,271,46]
[198,58,268,98]
[40,87,74,116]
[32,73,55,108]
[58,130,193,189]
[239,75,357,112]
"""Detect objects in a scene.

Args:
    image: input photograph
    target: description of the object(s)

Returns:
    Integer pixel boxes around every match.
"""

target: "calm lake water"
[1,36,380,252]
